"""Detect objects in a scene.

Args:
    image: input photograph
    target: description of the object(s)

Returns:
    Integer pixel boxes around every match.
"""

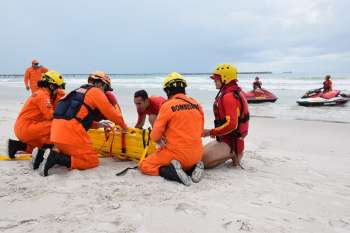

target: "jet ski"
[244,88,278,103]
[297,89,349,107]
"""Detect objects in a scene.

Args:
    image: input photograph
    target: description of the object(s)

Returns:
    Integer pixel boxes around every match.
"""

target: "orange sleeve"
[24,68,30,88]
[150,103,172,142]
[56,89,66,98]
[90,89,127,129]
[35,92,54,120]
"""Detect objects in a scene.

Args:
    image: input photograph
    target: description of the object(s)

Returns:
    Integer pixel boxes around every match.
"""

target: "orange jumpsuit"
[139,93,204,176]
[14,88,65,152]
[50,87,127,170]
[24,66,48,93]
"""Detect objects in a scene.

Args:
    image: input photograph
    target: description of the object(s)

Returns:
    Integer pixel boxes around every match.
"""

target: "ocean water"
[1,73,349,123]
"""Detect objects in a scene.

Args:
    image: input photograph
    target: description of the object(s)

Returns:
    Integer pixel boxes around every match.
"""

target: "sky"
[1,0,349,74]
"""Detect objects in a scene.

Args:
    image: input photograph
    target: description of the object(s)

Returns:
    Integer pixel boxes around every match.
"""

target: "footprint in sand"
[238,220,253,231]
[175,202,206,217]
[221,219,253,231]
[294,182,314,190]
[0,219,38,231]
[328,219,350,229]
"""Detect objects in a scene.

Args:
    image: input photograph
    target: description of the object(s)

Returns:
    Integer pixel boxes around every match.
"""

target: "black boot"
[32,144,54,170]
[159,160,191,186]
[39,149,71,177]
[8,139,27,159]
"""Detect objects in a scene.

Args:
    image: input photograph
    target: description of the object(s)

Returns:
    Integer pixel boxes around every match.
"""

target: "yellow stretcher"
[88,127,156,162]
[0,154,31,161]
[1,127,156,162]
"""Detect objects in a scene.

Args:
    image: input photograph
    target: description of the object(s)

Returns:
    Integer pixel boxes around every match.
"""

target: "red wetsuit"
[323,79,332,93]
[253,80,262,90]
[210,81,249,161]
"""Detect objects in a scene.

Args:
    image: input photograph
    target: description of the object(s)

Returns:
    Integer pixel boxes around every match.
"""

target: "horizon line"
[0,71,273,77]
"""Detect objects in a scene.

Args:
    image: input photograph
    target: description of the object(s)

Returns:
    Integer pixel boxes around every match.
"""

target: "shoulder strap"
[232,90,249,123]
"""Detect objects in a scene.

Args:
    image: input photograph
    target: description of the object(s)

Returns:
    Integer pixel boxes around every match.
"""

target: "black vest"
[54,84,100,131]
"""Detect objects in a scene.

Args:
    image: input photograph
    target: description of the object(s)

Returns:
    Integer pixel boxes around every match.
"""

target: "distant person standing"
[24,59,48,93]
[134,90,165,128]
[252,76,262,91]
[323,75,333,93]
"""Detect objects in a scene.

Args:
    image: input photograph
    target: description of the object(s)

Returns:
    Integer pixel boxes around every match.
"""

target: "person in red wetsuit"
[252,76,262,91]
[203,64,250,168]
[134,89,165,128]
[323,75,333,93]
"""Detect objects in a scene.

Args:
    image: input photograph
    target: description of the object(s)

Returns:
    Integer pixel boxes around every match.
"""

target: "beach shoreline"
[1,91,350,232]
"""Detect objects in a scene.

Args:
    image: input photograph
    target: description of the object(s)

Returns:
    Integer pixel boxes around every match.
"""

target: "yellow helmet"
[163,72,187,89]
[42,70,65,88]
[212,64,237,84]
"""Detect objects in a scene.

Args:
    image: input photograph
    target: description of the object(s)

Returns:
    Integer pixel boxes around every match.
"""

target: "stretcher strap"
[138,128,151,164]
[115,166,138,176]
[116,128,152,176]
[97,129,110,155]
[109,128,116,157]
[121,131,126,154]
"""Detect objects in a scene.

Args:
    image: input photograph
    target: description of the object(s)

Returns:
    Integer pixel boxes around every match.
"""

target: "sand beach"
[0,83,349,233]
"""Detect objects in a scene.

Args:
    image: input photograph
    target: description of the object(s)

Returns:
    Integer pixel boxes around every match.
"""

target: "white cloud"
[0,0,349,73]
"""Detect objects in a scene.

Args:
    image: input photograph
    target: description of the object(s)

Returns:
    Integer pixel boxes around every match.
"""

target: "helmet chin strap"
[164,88,171,98]
[215,80,225,99]
[102,83,108,92]
[48,84,58,99]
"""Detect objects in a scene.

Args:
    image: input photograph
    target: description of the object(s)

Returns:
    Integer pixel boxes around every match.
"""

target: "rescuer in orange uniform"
[203,64,250,168]
[8,70,65,159]
[35,71,127,176]
[24,59,48,93]
[139,72,205,186]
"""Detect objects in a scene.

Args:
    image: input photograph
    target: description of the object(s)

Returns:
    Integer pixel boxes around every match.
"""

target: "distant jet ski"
[297,89,349,107]
[244,88,278,103]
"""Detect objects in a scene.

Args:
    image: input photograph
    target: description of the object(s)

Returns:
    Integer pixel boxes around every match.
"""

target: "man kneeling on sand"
[139,72,205,186]
[203,64,250,168]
